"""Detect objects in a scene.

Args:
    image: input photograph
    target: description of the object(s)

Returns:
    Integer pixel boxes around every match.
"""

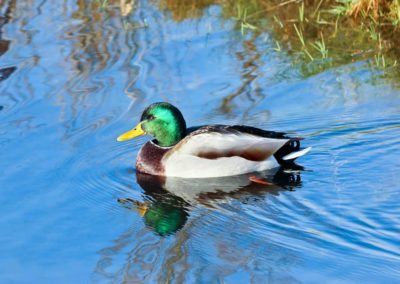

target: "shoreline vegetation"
[101,0,400,75]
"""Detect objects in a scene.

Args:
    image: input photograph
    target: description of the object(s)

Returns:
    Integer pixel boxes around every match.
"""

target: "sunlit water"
[0,1,399,283]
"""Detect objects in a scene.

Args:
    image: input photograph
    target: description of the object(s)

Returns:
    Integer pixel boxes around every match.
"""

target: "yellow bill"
[117,122,146,141]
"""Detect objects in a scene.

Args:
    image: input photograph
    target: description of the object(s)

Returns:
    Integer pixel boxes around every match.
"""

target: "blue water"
[0,1,399,283]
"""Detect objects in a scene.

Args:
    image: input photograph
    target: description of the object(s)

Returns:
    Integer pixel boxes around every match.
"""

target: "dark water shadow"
[0,0,16,84]
[0,66,16,82]
[0,0,15,57]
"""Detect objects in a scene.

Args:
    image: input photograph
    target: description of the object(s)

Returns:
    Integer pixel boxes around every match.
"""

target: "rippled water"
[0,1,399,283]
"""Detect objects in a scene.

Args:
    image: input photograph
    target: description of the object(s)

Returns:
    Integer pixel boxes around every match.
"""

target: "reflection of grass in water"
[145,0,400,75]
[234,3,258,35]
[92,0,400,83]
[262,0,399,73]
[156,0,217,21]
[311,33,328,59]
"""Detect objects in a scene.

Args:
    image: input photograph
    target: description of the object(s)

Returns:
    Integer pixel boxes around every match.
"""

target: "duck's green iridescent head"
[117,102,186,147]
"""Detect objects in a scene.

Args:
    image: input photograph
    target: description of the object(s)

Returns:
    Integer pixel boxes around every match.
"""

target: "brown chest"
[136,141,170,176]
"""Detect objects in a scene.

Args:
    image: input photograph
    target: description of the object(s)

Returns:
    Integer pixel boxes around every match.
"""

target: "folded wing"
[163,126,291,178]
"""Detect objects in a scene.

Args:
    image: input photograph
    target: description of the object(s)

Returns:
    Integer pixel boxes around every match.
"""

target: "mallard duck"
[117,102,311,178]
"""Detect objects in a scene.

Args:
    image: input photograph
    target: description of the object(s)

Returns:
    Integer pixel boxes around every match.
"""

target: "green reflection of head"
[144,202,188,236]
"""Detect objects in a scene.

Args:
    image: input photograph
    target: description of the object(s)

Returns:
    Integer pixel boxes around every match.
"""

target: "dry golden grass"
[349,0,380,18]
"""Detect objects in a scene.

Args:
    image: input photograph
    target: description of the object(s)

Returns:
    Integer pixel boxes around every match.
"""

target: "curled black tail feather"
[274,139,301,166]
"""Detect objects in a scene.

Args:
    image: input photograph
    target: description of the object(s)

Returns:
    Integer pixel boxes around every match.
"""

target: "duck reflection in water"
[118,166,303,236]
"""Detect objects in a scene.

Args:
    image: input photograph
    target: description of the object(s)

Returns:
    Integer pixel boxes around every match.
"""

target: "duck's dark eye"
[147,115,155,121]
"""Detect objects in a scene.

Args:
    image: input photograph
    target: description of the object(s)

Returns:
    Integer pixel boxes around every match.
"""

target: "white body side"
[162,133,288,178]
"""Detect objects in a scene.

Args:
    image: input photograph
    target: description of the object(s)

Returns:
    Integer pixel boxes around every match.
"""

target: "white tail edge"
[282,147,312,161]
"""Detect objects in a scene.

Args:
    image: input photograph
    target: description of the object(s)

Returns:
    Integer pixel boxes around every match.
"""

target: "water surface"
[0,1,399,283]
